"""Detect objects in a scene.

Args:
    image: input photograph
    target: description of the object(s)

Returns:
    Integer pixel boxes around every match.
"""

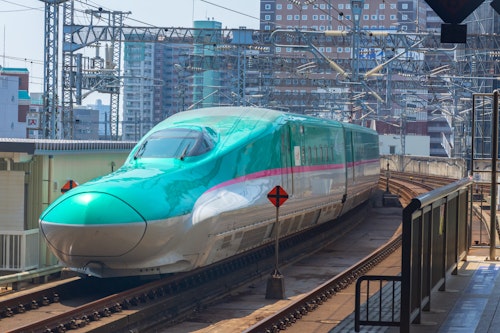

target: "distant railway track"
[1,172,453,333]
[380,171,457,206]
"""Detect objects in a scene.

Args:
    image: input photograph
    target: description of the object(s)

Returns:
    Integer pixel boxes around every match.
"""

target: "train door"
[280,124,294,195]
[343,127,354,204]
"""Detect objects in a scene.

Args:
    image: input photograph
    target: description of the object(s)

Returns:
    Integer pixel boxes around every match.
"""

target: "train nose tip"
[40,192,146,258]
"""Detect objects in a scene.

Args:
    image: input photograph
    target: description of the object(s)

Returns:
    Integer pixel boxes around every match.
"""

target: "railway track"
[1,203,370,333]
[1,172,452,333]
[243,172,457,333]
[380,172,457,206]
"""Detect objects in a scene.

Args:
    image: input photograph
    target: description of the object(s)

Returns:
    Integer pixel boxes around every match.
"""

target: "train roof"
[152,106,376,137]
[341,121,378,135]
[159,107,283,126]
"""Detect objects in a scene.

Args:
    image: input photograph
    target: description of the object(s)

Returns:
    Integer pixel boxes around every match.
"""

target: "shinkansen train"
[39,107,380,277]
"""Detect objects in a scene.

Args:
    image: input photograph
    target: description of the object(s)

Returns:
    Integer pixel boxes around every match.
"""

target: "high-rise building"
[0,68,30,138]
[85,99,111,140]
[122,39,193,141]
[73,107,100,140]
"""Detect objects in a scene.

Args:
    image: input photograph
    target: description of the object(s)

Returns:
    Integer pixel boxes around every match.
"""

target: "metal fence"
[0,229,39,271]
[355,177,472,332]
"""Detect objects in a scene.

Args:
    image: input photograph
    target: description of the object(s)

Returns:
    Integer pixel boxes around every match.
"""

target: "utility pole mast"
[42,0,127,139]
[40,0,69,139]
[61,4,126,140]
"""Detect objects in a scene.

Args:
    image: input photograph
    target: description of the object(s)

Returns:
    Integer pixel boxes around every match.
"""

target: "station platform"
[404,246,500,333]
[328,246,500,333]
[330,205,500,333]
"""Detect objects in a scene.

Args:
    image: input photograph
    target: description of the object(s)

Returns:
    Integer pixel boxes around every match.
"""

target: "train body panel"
[39,107,380,277]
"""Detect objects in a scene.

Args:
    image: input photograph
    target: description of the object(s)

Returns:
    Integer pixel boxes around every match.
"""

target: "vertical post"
[386,162,390,193]
[266,185,287,299]
[490,90,498,261]
[274,206,280,274]
[266,204,285,299]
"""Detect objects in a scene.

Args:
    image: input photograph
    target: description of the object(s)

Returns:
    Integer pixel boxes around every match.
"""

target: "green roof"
[0,67,29,73]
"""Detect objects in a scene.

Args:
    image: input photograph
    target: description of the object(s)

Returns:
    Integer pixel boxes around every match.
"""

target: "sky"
[0,0,260,102]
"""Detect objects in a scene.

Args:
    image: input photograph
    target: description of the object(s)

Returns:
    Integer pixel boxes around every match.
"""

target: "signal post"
[265,185,288,299]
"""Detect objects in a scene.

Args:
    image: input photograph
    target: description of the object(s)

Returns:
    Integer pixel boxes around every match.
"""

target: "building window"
[287,4,293,9]
[338,4,344,10]
[364,4,369,9]
[294,15,300,20]
[276,15,282,20]
[390,4,396,9]
[380,3,385,9]
[265,14,271,20]
[390,15,396,20]
[287,15,293,20]
[363,15,369,20]
[277,4,282,10]
[265,4,271,10]
[302,15,307,20]
[402,3,409,10]
[372,15,377,20]
[313,15,318,20]
[402,14,408,21]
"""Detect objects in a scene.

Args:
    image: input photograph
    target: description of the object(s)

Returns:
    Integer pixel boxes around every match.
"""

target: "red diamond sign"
[425,0,484,24]
[267,186,288,208]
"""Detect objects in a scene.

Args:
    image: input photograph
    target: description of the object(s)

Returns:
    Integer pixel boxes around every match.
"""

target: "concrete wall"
[381,154,467,179]
[379,134,431,156]
[39,152,128,212]
[0,148,132,269]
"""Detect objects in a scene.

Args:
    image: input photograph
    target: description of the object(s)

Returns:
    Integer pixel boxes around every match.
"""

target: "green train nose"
[40,192,147,258]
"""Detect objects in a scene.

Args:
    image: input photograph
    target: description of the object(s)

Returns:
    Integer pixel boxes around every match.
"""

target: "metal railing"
[355,275,401,331]
[0,229,39,271]
[354,177,472,332]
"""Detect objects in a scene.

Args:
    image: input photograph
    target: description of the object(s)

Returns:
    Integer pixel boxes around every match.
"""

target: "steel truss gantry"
[41,0,68,139]
[43,1,500,140]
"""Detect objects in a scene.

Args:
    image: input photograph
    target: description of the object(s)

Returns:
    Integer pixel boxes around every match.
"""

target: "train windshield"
[134,128,215,159]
